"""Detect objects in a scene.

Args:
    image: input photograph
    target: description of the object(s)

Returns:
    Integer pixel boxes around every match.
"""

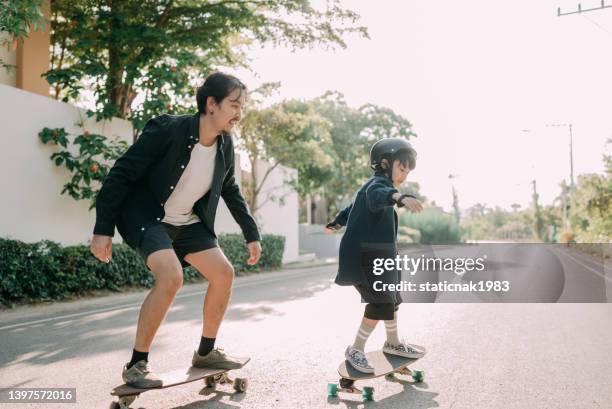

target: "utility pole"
[531,179,544,241]
[448,174,460,225]
[558,0,612,16]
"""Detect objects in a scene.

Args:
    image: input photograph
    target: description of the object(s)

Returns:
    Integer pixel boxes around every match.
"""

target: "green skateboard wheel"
[327,383,338,397]
[362,386,374,401]
[412,370,424,382]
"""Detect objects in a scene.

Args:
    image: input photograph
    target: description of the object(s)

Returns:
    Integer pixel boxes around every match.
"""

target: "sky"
[233,0,612,213]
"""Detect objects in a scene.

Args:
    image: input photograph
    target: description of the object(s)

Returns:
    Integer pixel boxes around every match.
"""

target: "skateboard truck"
[204,372,248,392]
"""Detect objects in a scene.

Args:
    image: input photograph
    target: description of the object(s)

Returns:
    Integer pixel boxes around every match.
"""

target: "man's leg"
[184,248,243,369]
[184,247,234,339]
[122,249,183,387]
[133,249,184,352]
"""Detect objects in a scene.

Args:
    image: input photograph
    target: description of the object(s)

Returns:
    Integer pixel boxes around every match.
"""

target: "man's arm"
[220,139,261,243]
[93,116,169,237]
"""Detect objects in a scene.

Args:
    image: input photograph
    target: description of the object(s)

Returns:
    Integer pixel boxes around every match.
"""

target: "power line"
[580,12,612,37]
[558,0,612,16]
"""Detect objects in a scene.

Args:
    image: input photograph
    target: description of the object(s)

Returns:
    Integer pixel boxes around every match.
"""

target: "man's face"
[210,88,246,133]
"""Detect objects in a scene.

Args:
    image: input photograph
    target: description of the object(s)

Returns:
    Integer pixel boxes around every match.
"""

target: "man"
[90,72,261,387]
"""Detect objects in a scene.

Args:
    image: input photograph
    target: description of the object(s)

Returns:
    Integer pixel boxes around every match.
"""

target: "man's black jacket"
[93,113,260,249]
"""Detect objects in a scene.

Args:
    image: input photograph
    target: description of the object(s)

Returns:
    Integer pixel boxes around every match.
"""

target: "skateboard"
[109,357,250,409]
[328,346,426,401]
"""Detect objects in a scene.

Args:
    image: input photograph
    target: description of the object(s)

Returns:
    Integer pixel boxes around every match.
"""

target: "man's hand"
[90,234,113,263]
[401,196,424,213]
[247,241,262,265]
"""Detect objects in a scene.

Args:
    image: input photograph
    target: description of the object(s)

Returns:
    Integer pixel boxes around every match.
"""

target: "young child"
[325,138,425,373]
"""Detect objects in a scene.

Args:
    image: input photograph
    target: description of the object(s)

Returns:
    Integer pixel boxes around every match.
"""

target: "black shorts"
[137,222,218,270]
[355,284,402,320]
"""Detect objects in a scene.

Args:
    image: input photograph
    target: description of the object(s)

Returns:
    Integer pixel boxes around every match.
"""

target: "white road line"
[0,266,334,332]
[551,247,611,284]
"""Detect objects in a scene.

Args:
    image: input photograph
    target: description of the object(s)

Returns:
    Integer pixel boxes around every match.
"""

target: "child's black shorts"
[355,284,402,320]
[137,222,218,270]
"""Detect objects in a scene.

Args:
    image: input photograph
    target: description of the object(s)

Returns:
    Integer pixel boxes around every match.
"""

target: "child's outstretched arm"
[365,181,400,212]
[325,202,353,232]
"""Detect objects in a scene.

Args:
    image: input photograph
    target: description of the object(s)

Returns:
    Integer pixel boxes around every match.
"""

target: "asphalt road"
[1,246,611,409]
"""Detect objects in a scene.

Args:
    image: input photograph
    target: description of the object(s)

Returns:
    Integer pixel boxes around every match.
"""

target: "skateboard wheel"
[412,370,424,382]
[233,378,248,393]
[362,386,374,401]
[327,383,339,397]
[117,395,136,408]
[204,376,217,388]
[339,378,354,389]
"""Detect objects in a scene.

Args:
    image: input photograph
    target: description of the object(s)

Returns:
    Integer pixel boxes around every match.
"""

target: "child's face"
[391,159,410,187]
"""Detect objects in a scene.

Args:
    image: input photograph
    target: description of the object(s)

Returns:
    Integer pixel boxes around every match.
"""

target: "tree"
[45,0,368,136]
[568,138,612,242]
[237,86,333,218]
[40,0,367,207]
[0,0,46,71]
[310,91,417,219]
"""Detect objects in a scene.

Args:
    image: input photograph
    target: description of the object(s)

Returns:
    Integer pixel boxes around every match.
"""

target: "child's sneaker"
[344,345,374,374]
[383,340,425,358]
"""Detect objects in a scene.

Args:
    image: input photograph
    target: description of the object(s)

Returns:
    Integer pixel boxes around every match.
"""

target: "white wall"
[0,84,298,263]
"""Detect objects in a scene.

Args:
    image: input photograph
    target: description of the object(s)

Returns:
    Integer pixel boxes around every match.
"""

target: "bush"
[0,233,285,307]
[400,208,462,244]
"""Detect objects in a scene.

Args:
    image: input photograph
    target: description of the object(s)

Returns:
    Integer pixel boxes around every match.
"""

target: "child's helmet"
[370,138,417,171]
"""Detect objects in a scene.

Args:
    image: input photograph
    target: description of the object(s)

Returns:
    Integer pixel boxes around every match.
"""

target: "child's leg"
[384,310,400,345]
[352,316,378,351]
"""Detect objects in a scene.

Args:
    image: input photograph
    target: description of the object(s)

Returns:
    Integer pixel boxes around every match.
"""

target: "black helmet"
[370,138,417,171]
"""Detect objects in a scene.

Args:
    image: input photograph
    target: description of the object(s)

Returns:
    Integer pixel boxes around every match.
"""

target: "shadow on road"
[326,383,439,409]
[0,269,334,369]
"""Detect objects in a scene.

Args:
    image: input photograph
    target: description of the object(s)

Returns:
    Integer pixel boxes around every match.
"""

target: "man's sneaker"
[382,340,425,359]
[122,360,163,388]
[344,345,374,374]
[192,348,243,370]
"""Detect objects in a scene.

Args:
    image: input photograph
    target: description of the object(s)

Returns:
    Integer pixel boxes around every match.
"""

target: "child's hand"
[401,196,423,213]
[325,222,342,233]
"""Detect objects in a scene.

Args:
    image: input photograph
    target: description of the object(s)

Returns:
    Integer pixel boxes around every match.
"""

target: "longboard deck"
[338,346,425,380]
[112,357,250,396]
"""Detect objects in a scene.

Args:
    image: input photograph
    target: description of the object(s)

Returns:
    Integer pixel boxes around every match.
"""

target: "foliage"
[237,85,333,216]
[400,207,462,244]
[46,0,368,130]
[310,91,418,219]
[0,0,46,71]
[38,125,128,209]
[0,233,285,307]
[568,138,612,242]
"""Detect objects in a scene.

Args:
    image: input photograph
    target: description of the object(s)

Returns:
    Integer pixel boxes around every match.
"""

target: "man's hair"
[196,72,247,115]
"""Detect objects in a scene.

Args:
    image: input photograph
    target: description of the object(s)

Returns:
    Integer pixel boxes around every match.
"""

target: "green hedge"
[0,233,285,307]
[400,208,462,244]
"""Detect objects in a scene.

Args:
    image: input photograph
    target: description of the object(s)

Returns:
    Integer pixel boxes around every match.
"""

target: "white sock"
[352,320,376,351]
[385,316,400,345]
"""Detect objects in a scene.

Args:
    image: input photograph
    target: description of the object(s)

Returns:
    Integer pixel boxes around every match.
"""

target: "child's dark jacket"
[330,171,401,286]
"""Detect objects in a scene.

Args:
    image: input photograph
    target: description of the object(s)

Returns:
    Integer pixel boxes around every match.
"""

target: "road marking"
[551,247,611,284]
[0,266,334,332]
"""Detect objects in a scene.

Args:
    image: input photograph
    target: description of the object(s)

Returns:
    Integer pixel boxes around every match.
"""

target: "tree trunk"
[107,0,125,118]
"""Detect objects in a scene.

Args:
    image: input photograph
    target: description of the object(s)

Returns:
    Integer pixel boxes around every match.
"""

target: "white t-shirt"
[161,141,217,226]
